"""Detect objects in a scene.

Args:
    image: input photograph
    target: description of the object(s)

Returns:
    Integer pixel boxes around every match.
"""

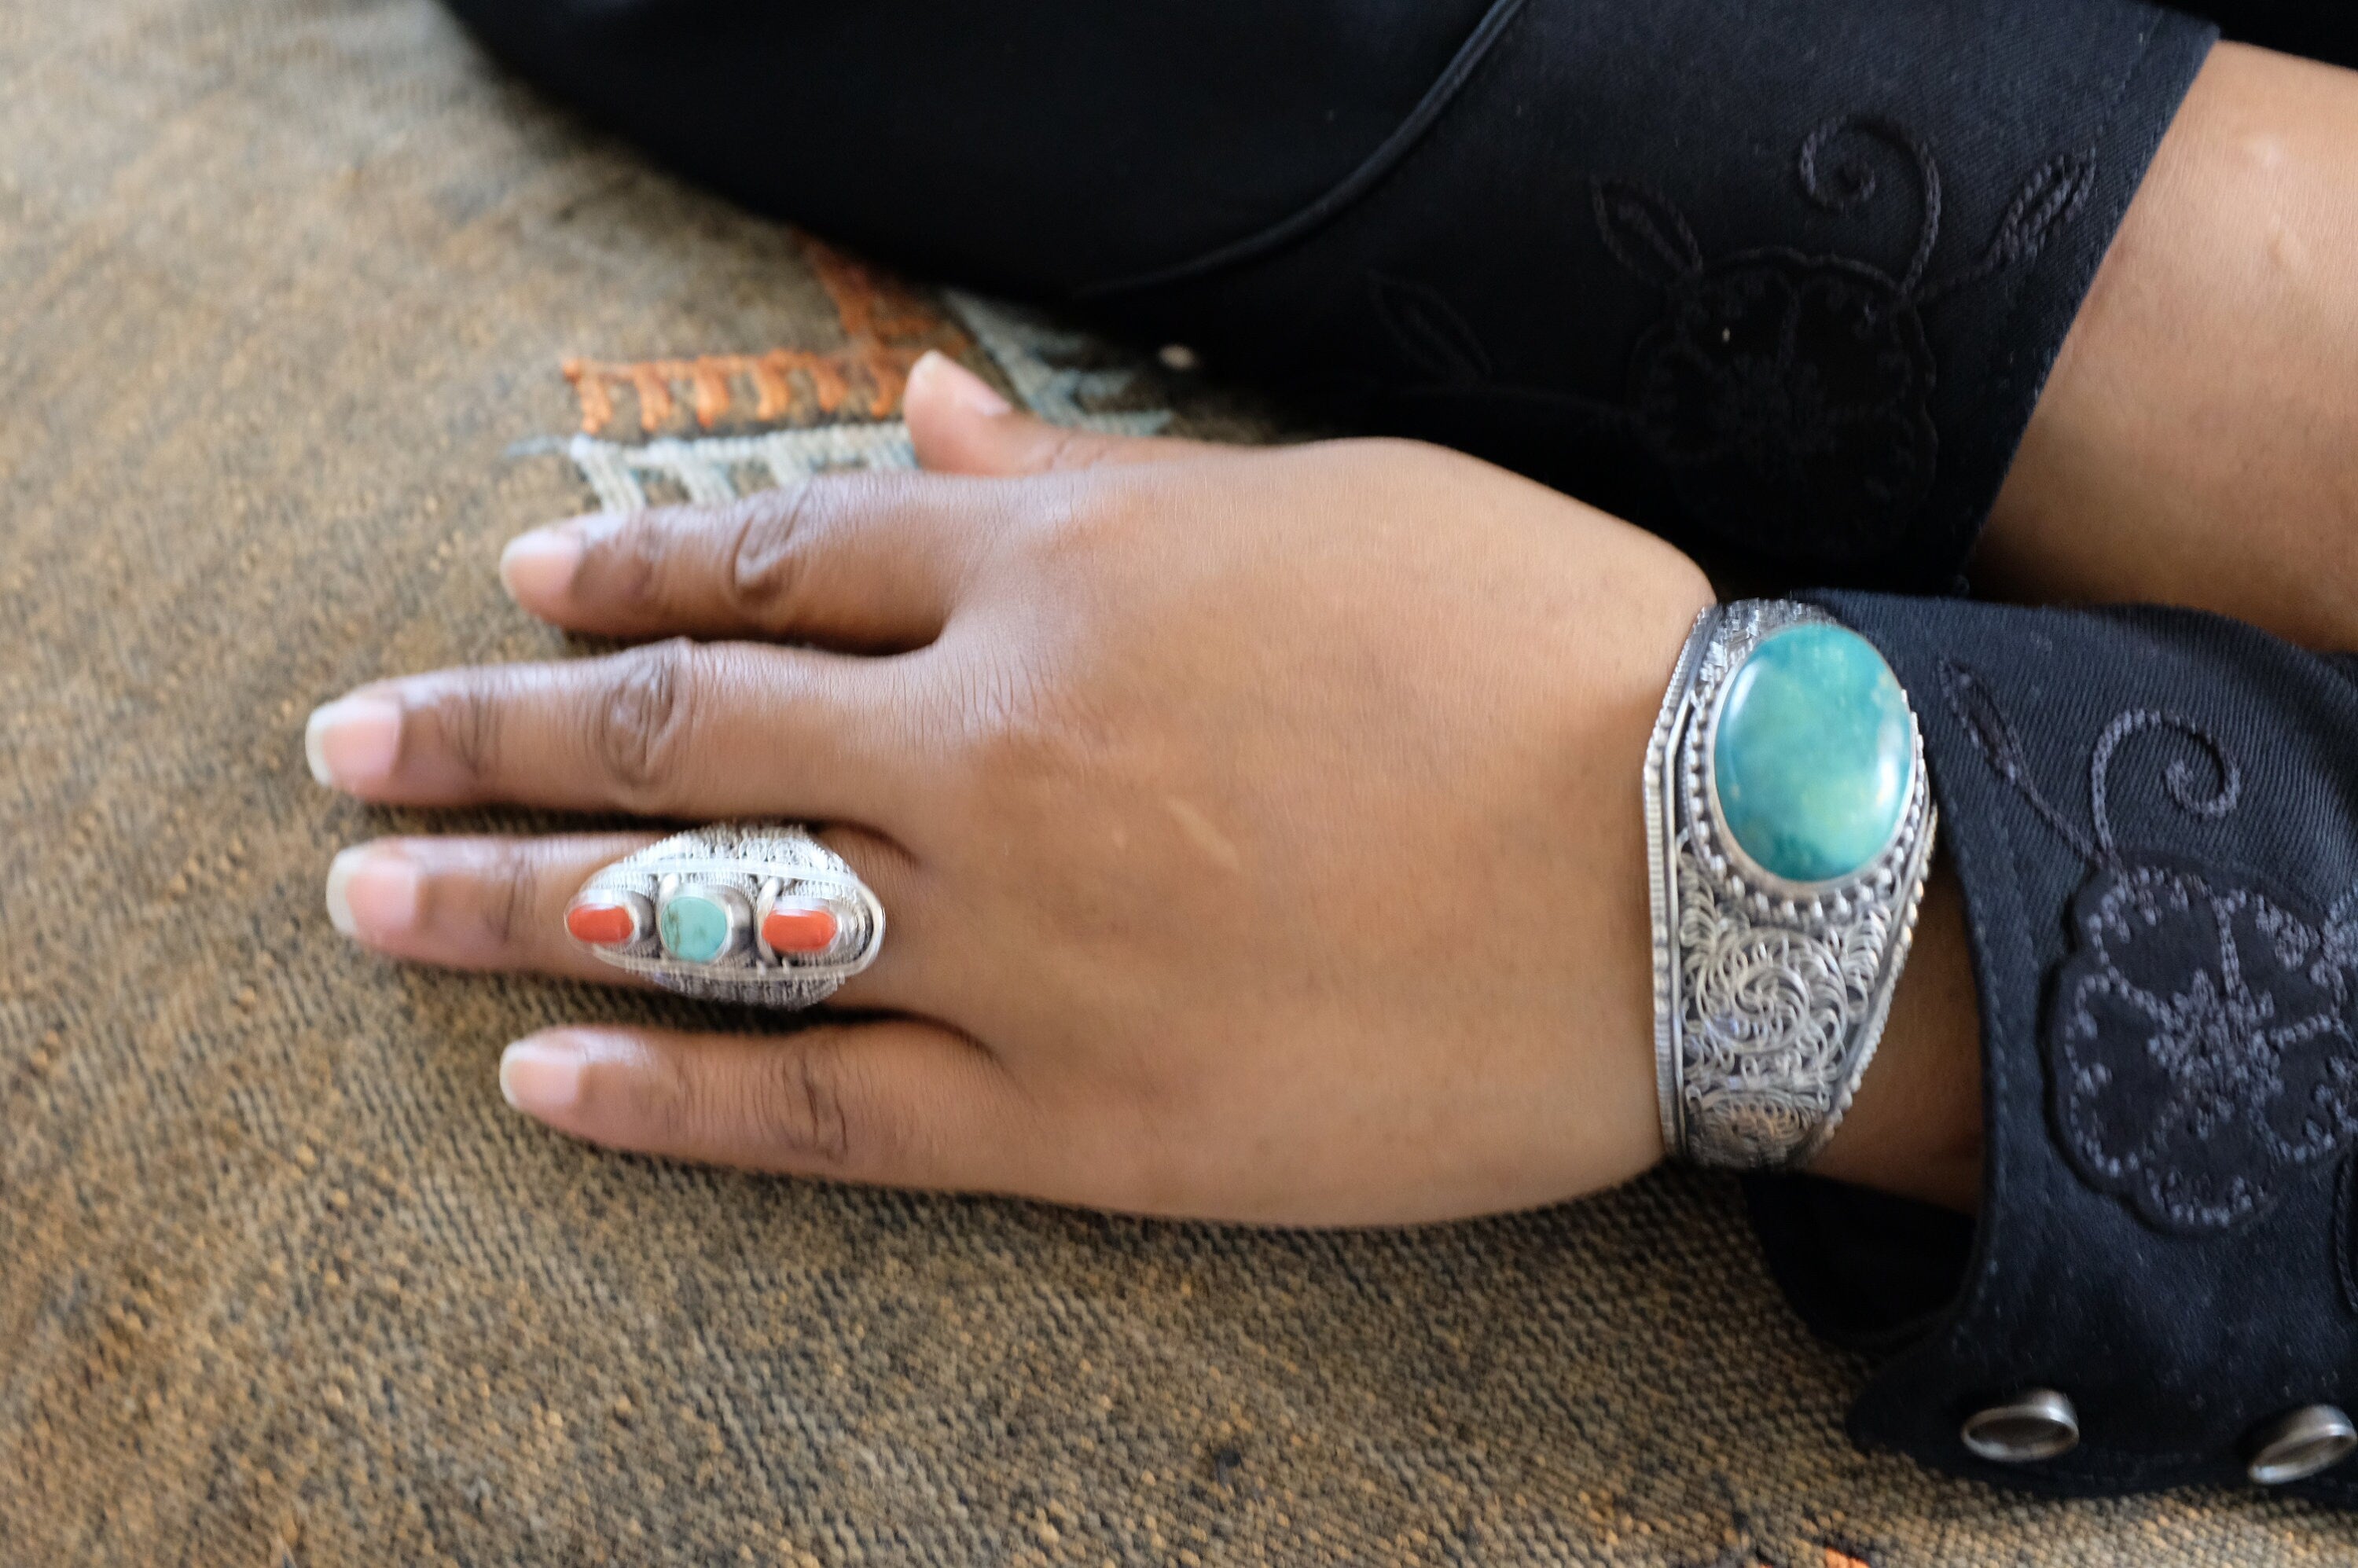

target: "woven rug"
[4,2,2353,1562]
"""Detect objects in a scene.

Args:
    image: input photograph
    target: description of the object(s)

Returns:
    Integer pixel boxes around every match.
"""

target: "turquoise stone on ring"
[659,887,737,963]
[1711,623,1913,884]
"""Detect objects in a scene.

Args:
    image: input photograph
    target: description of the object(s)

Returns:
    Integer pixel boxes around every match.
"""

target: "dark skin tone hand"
[311,350,1984,1223]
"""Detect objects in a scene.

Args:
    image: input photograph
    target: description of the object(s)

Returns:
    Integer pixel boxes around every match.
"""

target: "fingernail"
[325,844,421,942]
[498,527,585,610]
[912,349,1011,417]
[304,696,402,789]
[501,1036,585,1118]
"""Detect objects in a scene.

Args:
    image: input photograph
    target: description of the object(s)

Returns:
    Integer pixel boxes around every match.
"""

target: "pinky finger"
[497,1021,1039,1192]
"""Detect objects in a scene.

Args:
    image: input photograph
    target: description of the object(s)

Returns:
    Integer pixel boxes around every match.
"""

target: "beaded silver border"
[1645,601,1936,1169]
[571,824,885,1008]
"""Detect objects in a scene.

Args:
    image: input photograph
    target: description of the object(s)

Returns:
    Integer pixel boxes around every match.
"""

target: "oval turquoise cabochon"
[659,890,735,963]
[1711,623,1913,885]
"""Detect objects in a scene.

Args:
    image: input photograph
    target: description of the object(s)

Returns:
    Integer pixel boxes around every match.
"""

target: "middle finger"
[306,639,934,824]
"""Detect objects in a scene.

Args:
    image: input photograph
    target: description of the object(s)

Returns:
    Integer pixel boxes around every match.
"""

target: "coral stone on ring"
[566,890,652,947]
[565,824,884,1009]
[759,899,839,957]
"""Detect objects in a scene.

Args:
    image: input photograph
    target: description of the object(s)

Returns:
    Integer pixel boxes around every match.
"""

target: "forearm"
[1987,42,2358,650]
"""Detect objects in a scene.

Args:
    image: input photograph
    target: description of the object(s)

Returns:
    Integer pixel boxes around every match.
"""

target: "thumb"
[903,350,1210,476]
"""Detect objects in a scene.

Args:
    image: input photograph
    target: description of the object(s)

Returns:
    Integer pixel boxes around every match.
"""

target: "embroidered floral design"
[564,237,972,436]
[1942,663,2358,1235]
[2055,864,2358,1231]
[1590,119,2092,567]
[1590,184,1931,564]
[1368,117,2096,571]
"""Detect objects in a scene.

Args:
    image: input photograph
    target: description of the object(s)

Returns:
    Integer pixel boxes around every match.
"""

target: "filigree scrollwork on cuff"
[1645,600,1937,1169]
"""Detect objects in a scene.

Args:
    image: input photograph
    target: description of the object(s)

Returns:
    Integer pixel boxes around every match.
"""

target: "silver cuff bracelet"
[1645,600,1937,1170]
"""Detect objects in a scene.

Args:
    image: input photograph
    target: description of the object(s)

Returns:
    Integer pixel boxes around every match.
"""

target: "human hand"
[311,354,1974,1223]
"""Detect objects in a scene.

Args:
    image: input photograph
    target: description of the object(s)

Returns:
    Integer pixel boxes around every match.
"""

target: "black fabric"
[439,0,1497,292]
[443,0,2215,589]
[1754,593,2358,1500]
[2184,1,2358,61]
[1742,1177,1974,1357]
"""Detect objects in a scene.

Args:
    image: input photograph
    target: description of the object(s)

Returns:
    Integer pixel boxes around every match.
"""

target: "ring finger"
[325,831,935,1011]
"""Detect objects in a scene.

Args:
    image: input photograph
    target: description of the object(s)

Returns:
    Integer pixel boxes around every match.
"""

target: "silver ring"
[565,824,884,1008]
[1645,600,1937,1168]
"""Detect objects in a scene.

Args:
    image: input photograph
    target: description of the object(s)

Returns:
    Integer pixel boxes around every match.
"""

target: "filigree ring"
[565,824,884,1009]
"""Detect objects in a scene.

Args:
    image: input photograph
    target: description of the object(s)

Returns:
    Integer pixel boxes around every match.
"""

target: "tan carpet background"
[4,1,2356,1562]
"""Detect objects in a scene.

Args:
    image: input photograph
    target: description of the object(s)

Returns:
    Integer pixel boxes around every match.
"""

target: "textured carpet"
[4,1,2356,1562]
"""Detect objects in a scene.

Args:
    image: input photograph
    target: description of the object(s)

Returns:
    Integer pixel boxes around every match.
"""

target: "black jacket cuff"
[1091,0,2216,589]
[446,0,2215,590]
[1749,591,2358,1500]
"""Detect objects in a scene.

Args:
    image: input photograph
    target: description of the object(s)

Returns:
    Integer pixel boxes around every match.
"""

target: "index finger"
[498,468,1022,651]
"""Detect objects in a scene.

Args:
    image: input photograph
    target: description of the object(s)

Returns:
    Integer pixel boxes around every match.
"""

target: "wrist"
[1807,857,1984,1212]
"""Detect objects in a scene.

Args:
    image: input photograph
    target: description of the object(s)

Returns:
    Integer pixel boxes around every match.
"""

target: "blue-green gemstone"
[1712,623,1912,884]
[659,890,734,963]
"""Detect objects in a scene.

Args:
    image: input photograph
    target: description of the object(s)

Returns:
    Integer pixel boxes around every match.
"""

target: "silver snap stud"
[1959,1389,2080,1463]
[2246,1405,2358,1485]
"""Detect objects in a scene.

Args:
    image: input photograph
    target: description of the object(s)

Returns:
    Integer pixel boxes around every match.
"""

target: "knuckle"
[759,1038,864,1170]
[483,849,540,951]
[1034,428,1117,474]
[955,659,1073,776]
[418,677,505,785]
[1016,478,1148,568]
[725,483,829,620]
[589,639,700,803]
[581,1047,689,1142]
[588,509,672,611]
[950,660,1131,832]
[1016,481,1101,549]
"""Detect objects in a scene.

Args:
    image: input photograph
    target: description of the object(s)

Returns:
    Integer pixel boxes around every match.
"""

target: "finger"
[322,830,929,1010]
[902,349,1218,476]
[498,1022,1045,1193]
[498,468,999,649]
[496,352,1214,647]
[304,639,931,819]
[328,832,658,985]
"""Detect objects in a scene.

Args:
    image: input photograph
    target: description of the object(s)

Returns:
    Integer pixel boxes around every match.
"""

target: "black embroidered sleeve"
[443,0,2217,589]
[1097,0,2217,589]
[1570,121,2090,569]
[1749,593,2358,1500]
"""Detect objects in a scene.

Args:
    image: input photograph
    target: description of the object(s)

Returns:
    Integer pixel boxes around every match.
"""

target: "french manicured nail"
[498,526,585,610]
[500,1036,586,1118]
[304,696,402,788]
[325,844,421,942]
[912,349,1011,417]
